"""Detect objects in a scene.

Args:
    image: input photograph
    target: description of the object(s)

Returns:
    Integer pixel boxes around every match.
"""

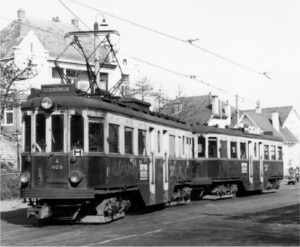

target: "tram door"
[149,128,164,203]
[248,141,253,184]
[259,142,264,184]
[48,114,68,188]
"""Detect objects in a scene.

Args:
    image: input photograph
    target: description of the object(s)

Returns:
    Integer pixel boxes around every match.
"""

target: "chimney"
[17,9,25,19]
[256,100,261,113]
[52,16,60,22]
[225,100,231,117]
[211,95,219,115]
[71,19,79,27]
[272,112,280,131]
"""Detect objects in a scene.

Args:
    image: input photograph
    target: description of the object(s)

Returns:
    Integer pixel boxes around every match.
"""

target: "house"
[235,104,300,176]
[161,93,235,128]
[0,9,135,167]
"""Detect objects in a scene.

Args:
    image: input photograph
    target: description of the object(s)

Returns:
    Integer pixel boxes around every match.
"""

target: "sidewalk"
[0,199,30,212]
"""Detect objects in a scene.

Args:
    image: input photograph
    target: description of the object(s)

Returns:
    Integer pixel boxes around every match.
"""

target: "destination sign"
[243,124,263,135]
[41,84,75,94]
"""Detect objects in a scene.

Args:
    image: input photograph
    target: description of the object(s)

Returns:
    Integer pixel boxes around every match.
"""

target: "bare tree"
[0,59,37,129]
[133,76,154,101]
[151,86,170,113]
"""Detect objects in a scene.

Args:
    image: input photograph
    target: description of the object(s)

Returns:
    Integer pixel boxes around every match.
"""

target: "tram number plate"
[52,165,63,170]
[140,164,148,180]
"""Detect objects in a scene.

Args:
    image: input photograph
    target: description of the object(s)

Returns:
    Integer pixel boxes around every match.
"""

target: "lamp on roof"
[94,13,108,30]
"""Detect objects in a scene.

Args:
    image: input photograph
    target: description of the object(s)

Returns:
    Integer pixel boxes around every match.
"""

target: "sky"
[0,0,300,112]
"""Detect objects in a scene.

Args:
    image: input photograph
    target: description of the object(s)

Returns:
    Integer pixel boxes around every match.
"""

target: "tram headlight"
[41,96,54,110]
[20,172,30,184]
[69,172,82,184]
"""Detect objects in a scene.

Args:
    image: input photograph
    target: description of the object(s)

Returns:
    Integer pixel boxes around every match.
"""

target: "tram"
[19,83,283,223]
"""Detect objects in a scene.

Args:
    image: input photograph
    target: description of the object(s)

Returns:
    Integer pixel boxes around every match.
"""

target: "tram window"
[264,145,269,160]
[138,129,146,155]
[198,136,206,158]
[182,136,185,155]
[178,137,182,157]
[24,116,31,152]
[169,135,176,157]
[278,147,283,160]
[157,131,161,153]
[89,122,104,152]
[240,143,247,159]
[208,137,217,158]
[36,114,46,152]
[230,142,237,158]
[108,124,119,153]
[52,115,64,152]
[220,140,228,158]
[271,145,276,160]
[124,127,133,154]
[71,116,84,149]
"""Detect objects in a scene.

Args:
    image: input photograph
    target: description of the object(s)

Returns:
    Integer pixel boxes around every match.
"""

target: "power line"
[67,0,271,79]
[56,1,260,105]
[121,52,255,104]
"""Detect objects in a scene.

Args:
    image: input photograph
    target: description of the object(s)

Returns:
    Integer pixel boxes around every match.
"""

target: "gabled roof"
[161,95,235,125]
[243,112,282,138]
[240,112,298,143]
[243,106,293,126]
[1,17,108,63]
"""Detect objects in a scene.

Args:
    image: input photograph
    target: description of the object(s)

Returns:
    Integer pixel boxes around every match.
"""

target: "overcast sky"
[1,0,299,111]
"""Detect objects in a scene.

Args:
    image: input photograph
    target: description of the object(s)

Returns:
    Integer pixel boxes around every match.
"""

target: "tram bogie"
[19,84,284,224]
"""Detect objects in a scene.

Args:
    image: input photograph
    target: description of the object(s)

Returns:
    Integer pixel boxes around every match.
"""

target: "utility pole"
[236,95,239,128]
[94,22,100,92]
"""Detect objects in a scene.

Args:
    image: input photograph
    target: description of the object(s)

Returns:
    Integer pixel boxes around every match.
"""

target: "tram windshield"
[71,116,84,149]
[52,115,64,152]
[24,115,31,152]
[36,114,46,152]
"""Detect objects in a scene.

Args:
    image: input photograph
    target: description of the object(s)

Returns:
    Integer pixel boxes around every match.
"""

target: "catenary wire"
[66,0,271,79]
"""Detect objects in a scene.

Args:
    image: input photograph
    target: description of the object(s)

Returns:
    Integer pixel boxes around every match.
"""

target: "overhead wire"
[0,6,266,108]
[67,0,270,79]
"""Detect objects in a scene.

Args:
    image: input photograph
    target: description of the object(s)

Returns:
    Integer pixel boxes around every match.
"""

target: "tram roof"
[21,95,191,131]
[191,125,283,142]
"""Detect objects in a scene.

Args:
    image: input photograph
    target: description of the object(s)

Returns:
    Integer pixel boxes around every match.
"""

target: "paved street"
[1,181,299,246]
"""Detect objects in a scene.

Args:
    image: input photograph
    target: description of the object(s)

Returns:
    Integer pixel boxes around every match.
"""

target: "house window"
[123,59,127,66]
[3,107,14,125]
[52,68,61,78]
[123,74,129,84]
